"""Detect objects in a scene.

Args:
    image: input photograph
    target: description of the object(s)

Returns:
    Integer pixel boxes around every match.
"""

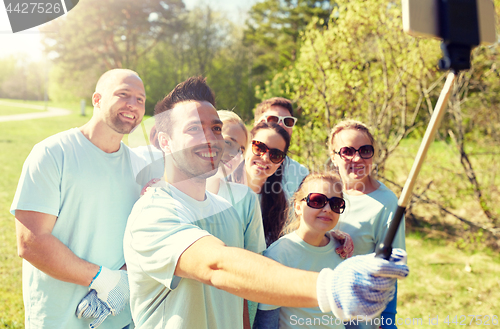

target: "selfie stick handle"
[375,71,457,260]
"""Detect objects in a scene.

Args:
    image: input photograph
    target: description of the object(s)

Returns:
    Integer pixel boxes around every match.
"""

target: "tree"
[41,0,186,70]
[273,0,443,170]
[244,0,334,95]
[40,0,187,105]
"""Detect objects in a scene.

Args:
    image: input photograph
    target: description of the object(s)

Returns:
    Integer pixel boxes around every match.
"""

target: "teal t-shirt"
[334,181,406,329]
[258,232,345,329]
[217,179,266,254]
[124,184,245,329]
[10,128,140,329]
[282,156,309,200]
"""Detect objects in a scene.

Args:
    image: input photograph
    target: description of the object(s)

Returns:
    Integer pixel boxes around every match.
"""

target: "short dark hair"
[154,76,216,135]
[254,97,294,122]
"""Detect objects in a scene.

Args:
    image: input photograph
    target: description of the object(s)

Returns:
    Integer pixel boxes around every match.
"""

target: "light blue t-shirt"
[10,128,140,329]
[124,184,245,329]
[282,156,309,200]
[335,181,406,329]
[217,179,266,254]
[258,232,345,329]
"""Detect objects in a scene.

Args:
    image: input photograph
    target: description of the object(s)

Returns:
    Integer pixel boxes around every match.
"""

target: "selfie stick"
[375,0,483,260]
[375,72,456,259]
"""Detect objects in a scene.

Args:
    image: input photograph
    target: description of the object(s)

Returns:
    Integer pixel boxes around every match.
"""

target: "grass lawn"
[0,104,43,117]
[0,99,498,328]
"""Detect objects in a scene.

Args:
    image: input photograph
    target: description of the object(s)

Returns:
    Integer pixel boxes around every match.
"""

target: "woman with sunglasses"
[253,172,350,329]
[329,119,405,329]
[245,122,290,247]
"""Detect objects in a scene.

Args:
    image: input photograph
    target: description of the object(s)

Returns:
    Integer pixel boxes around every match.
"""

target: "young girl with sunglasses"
[329,119,405,329]
[245,121,290,247]
[253,172,348,329]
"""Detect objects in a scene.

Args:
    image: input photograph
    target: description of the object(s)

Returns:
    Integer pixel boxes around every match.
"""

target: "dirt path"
[0,100,72,122]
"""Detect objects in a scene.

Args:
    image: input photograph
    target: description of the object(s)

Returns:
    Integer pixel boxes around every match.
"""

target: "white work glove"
[89,267,130,315]
[76,290,111,329]
[317,248,409,321]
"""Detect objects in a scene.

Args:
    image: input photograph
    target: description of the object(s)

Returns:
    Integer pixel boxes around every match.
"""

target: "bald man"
[11,69,146,329]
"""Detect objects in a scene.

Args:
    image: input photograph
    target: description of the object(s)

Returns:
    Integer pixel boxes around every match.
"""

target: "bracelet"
[89,266,102,287]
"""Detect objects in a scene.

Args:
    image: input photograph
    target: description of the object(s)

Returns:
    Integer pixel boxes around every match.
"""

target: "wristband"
[89,266,102,287]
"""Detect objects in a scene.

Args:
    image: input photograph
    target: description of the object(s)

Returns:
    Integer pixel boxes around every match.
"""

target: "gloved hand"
[76,290,111,329]
[330,230,354,259]
[89,267,130,316]
[316,248,409,321]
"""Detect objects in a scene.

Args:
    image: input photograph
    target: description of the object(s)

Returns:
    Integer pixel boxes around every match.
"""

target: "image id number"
[5,2,62,14]
[443,315,498,325]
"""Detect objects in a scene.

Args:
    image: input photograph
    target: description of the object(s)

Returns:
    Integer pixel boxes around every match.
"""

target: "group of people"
[11,69,407,329]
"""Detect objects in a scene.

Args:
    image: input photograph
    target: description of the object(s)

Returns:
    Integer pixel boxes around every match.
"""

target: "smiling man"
[11,69,145,329]
[123,77,409,329]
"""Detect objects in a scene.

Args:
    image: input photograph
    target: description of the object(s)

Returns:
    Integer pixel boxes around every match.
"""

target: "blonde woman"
[329,119,405,329]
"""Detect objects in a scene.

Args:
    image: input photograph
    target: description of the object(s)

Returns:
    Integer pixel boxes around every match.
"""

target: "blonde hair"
[218,110,249,152]
[282,172,344,235]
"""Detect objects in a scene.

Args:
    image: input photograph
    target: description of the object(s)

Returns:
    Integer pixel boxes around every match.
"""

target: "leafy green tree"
[0,56,47,101]
[271,0,444,170]
[40,0,187,106]
[244,0,334,95]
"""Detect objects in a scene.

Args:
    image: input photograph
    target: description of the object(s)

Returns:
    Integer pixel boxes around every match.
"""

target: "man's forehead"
[113,80,146,97]
[256,105,292,122]
[171,101,221,125]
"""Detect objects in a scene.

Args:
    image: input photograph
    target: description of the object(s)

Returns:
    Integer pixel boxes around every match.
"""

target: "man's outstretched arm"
[175,235,318,308]
[175,235,409,319]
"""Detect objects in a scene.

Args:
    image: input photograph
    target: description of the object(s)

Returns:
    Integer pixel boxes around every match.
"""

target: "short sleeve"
[128,203,211,289]
[10,143,62,217]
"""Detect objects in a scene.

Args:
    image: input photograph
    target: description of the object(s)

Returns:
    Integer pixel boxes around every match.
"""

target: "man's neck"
[164,165,207,201]
[79,119,123,153]
[206,175,221,194]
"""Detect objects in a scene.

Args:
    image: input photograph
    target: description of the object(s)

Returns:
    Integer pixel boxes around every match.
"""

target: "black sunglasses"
[251,140,286,164]
[302,193,345,214]
[263,115,297,128]
[334,145,374,160]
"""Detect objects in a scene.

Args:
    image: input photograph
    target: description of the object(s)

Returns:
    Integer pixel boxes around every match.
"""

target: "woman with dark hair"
[245,122,291,246]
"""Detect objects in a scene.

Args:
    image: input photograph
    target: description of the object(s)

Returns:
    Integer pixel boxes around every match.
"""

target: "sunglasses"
[302,193,346,214]
[334,145,374,160]
[262,114,297,128]
[251,140,286,164]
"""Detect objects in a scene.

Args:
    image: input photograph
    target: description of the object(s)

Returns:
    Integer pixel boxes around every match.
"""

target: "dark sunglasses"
[263,114,297,128]
[302,193,346,214]
[251,140,286,164]
[334,145,374,160]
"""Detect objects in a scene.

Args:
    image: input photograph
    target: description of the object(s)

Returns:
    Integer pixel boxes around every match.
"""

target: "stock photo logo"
[3,0,78,33]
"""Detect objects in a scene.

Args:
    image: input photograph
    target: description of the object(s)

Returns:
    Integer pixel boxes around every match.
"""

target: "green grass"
[397,233,500,328]
[0,99,90,328]
[0,104,43,116]
[0,99,498,328]
[382,138,500,233]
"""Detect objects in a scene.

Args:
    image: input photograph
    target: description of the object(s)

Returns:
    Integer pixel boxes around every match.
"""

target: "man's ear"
[92,92,101,107]
[157,132,171,154]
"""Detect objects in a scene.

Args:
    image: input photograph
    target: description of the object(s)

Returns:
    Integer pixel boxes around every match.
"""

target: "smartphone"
[402,0,496,45]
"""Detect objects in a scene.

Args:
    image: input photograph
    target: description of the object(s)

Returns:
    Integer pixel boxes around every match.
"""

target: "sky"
[0,0,256,61]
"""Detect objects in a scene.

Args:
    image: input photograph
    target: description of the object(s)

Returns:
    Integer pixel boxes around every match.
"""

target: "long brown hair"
[250,122,291,246]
